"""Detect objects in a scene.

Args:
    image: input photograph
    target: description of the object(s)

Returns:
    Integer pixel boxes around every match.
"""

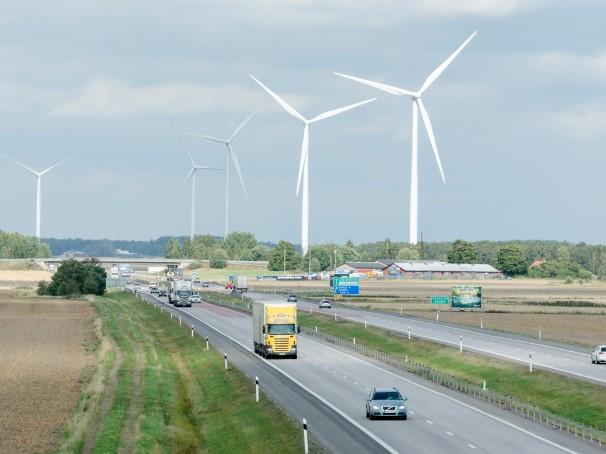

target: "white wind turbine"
[177,111,255,239]
[335,31,477,245]
[1,154,73,239]
[250,75,376,256]
[171,122,221,241]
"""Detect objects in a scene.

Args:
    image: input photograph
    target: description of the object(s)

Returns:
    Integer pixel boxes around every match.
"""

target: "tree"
[165,239,183,258]
[397,246,420,261]
[268,241,300,271]
[38,259,106,297]
[383,238,398,259]
[496,245,528,276]
[251,244,271,261]
[209,248,228,268]
[302,246,331,272]
[447,240,477,264]
[224,231,257,259]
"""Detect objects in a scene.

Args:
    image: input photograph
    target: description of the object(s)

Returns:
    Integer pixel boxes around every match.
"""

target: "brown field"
[0,270,52,290]
[253,278,606,346]
[0,292,95,454]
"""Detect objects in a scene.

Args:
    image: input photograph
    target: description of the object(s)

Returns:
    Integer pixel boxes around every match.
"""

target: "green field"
[298,311,606,431]
[60,291,306,453]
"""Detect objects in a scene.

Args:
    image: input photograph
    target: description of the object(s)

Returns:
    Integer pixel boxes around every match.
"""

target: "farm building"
[337,261,387,278]
[389,261,502,279]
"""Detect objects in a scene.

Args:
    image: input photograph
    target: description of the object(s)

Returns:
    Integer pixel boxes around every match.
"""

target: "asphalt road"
[249,290,606,385]
[141,289,600,454]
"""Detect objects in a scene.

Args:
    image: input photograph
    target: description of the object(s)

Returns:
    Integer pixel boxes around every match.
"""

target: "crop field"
[0,292,96,454]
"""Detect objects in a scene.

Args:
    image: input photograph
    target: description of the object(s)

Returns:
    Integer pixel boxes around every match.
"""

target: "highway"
[248,290,606,385]
[142,289,600,454]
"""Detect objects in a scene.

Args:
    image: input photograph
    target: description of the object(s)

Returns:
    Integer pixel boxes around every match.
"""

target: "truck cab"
[252,302,299,359]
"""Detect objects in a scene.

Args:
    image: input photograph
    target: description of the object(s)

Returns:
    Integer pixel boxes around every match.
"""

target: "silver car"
[591,345,606,364]
[366,387,408,420]
[319,298,331,309]
[189,294,201,304]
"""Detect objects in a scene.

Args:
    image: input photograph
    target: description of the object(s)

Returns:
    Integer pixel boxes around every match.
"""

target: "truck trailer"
[228,275,248,292]
[252,301,299,359]
[169,279,192,307]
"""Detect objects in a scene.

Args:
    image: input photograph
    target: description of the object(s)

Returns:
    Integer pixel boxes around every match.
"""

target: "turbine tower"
[171,121,221,241]
[178,111,255,239]
[1,154,72,239]
[250,75,376,256]
[335,31,476,245]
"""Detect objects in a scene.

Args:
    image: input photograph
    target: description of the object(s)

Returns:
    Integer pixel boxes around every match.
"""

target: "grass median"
[298,311,606,431]
[61,290,306,453]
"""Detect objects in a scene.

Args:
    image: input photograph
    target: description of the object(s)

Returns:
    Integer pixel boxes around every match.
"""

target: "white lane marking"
[426,420,433,425]
[173,305,399,454]
[468,444,477,449]
[354,381,359,385]
[446,431,453,436]
[408,410,415,415]
[302,336,580,454]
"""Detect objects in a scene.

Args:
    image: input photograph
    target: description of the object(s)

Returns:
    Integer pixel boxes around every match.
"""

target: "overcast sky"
[0,1,604,245]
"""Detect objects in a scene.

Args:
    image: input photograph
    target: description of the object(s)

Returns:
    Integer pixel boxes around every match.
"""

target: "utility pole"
[283,248,286,275]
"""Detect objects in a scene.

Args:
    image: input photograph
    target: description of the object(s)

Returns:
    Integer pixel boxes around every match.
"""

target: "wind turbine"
[334,31,477,245]
[177,111,255,239]
[250,75,376,256]
[171,121,221,241]
[1,154,73,239]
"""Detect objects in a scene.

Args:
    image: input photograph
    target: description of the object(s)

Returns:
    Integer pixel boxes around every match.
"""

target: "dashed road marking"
[426,420,433,425]
[468,444,476,449]
[446,431,453,436]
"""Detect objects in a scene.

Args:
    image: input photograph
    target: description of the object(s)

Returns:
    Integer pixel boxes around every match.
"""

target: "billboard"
[451,286,482,310]
[333,276,360,295]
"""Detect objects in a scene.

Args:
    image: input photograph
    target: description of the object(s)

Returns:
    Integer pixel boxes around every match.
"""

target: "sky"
[0,0,605,245]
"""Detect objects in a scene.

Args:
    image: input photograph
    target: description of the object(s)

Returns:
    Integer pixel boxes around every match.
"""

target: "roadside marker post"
[191,325,194,338]
[206,336,209,351]
[303,418,309,454]
[480,316,483,329]
[315,326,317,333]
[364,319,367,329]
[400,306,403,315]
[408,326,411,340]
[255,376,259,402]
[483,380,486,391]
[170,311,173,320]
[459,336,463,353]
[334,311,337,321]
[529,354,533,373]
[224,353,228,370]
[436,310,440,321]
[353,337,356,345]
[179,316,182,326]
[539,327,542,340]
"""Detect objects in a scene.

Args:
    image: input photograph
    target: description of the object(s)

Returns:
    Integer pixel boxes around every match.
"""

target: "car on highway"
[202,282,209,288]
[591,345,606,364]
[150,286,158,294]
[318,298,331,309]
[158,289,167,297]
[189,294,201,304]
[366,387,408,420]
[287,294,297,302]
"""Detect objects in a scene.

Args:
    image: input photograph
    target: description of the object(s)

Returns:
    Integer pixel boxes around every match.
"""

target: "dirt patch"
[0,296,95,454]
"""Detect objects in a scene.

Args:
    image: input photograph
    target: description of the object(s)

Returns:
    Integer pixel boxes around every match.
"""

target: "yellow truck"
[252,301,299,359]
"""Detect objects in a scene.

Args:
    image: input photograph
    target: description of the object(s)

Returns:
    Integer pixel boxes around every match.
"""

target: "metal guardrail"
[303,326,606,450]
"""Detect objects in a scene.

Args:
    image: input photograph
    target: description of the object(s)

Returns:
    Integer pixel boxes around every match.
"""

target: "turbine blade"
[178,168,195,191]
[334,72,416,96]
[419,31,477,95]
[228,145,249,199]
[296,125,309,196]
[228,110,256,143]
[0,154,39,175]
[417,99,445,183]
[310,98,376,123]
[180,130,227,144]
[249,75,306,122]
[169,118,196,165]
[39,154,74,176]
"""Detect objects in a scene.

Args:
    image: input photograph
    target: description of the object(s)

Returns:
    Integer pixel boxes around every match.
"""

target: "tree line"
[0,231,50,258]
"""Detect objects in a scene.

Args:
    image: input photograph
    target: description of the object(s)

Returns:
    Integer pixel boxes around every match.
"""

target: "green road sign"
[431,296,450,305]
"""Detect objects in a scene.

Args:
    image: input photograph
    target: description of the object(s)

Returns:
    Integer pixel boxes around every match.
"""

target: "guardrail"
[303,326,605,450]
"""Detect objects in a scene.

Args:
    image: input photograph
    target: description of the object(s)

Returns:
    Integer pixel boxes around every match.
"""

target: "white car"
[591,345,606,364]
[189,294,201,304]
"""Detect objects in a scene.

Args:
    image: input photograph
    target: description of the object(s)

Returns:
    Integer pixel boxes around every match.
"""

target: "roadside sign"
[191,271,199,279]
[451,286,482,310]
[431,296,449,305]
[333,276,360,295]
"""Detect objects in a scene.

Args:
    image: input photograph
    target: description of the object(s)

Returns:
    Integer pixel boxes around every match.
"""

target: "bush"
[38,259,106,297]
[209,248,228,269]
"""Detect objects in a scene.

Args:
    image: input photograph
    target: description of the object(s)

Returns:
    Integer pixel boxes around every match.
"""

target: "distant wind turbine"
[1,154,73,239]
[171,121,221,241]
[250,75,376,256]
[178,111,255,239]
[335,31,477,245]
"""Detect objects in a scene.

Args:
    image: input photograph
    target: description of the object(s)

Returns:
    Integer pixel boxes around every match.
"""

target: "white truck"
[169,279,192,307]
[228,275,248,292]
[252,301,299,359]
